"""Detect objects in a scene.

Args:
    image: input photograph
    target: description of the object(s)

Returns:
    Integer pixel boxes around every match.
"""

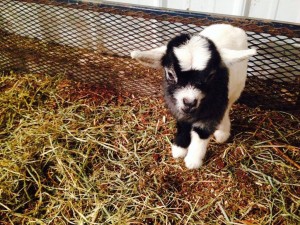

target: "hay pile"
[0,72,299,224]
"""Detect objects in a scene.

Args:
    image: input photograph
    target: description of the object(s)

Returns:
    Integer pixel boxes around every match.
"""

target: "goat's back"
[201,24,249,105]
[200,24,248,50]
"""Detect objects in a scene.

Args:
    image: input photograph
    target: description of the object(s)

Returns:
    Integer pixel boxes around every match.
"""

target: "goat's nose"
[183,98,197,108]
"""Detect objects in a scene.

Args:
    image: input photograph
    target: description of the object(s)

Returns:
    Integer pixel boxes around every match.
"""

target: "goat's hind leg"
[214,107,231,143]
[172,122,192,158]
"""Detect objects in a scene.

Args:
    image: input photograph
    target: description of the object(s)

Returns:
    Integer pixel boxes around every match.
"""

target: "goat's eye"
[196,81,203,86]
[207,70,216,81]
[165,69,177,83]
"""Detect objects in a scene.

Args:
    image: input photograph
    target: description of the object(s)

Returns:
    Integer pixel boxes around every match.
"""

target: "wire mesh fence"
[0,0,299,110]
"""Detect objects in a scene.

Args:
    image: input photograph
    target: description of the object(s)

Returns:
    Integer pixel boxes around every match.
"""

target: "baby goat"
[131,24,256,169]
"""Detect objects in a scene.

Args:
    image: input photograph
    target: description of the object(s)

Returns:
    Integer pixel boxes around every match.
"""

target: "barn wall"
[101,0,300,23]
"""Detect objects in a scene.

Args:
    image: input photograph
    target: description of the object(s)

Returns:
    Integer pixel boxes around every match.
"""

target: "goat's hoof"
[214,130,230,143]
[130,50,140,59]
[172,145,187,158]
[184,156,203,169]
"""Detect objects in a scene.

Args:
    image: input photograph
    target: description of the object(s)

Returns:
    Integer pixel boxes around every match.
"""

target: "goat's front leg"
[184,127,212,169]
[172,121,192,159]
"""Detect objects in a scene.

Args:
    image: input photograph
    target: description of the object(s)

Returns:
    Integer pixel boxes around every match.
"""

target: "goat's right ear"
[131,46,167,69]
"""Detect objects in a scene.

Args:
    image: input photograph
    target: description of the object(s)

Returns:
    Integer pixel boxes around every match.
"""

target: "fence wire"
[0,0,299,109]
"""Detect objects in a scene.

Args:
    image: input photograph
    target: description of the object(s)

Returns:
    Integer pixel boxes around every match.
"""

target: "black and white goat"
[131,24,256,169]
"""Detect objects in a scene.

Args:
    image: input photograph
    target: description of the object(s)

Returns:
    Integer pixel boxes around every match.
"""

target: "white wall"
[248,0,300,23]
[102,0,300,23]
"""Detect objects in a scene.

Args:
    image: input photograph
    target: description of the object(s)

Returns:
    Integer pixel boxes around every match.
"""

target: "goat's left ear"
[131,46,167,69]
[220,48,257,66]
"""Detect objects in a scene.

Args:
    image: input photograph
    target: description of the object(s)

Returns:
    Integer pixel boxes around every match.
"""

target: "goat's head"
[131,33,256,120]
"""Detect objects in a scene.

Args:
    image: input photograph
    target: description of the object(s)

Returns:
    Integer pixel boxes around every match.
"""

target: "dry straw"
[0,72,299,224]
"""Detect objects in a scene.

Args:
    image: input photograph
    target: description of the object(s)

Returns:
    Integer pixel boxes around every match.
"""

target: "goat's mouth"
[181,107,196,114]
[177,109,198,123]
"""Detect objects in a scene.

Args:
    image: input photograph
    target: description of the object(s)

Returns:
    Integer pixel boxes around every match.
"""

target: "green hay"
[0,72,299,224]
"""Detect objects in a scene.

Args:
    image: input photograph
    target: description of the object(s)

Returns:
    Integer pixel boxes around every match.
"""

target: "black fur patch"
[173,121,192,148]
[193,126,213,140]
[162,33,229,139]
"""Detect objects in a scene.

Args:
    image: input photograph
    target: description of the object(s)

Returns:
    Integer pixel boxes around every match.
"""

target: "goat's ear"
[220,48,256,66]
[131,46,167,69]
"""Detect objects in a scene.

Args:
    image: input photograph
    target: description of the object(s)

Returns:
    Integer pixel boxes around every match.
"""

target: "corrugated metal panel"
[102,0,300,23]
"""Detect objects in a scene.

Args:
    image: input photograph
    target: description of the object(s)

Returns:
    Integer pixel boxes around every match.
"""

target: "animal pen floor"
[0,72,299,224]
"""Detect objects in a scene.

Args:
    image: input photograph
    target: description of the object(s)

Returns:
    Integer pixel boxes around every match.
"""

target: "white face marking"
[174,85,204,113]
[174,35,211,71]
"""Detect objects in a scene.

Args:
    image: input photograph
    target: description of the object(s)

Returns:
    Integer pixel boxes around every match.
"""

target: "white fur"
[131,46,166,68]
[214,107,231,143]
[131,25,256,109]
[174,36,211,71]
[184,131,210,169]
[174,85,204,112]
[199,24,256,107]
[200,24,248,50]
[201,24,256,147]
[172,144,187,158]
[131,24,257,169]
